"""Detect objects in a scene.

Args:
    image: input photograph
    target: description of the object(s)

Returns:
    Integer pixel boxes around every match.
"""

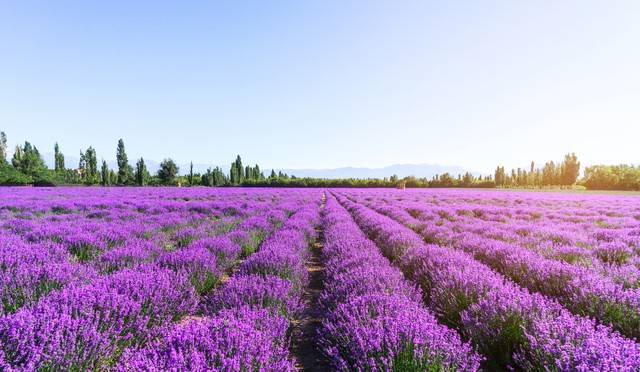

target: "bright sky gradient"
[1,1,639,173]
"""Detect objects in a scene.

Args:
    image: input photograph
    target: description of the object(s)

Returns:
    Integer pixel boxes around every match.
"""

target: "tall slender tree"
[213,166,226,186]
[109,169,117,185]
[135,157,149,186]
[202,168,213,186]
[54,142,65,172]
[494,166,506,187]
[188,162,194,186]
[101,160,110,186]
[229,155,244,185]
[78,150,86,180]
[0,132,7,164]
[80,147,98,184]
[116,139,132,185]
[229,162,237,184]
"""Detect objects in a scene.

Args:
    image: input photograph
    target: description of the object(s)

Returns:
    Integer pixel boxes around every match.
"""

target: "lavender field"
[1,187,640,371]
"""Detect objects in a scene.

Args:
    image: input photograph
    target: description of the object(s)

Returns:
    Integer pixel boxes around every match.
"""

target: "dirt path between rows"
[290,192,328,371]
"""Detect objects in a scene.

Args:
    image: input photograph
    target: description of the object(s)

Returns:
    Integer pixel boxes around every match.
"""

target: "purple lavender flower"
[118,307,294,371]
[0,266,197,370]
[206,274,304,319]
[320,293,481,371]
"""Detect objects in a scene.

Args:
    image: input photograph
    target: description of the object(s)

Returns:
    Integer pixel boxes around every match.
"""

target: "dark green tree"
[101,160,110,186]
[109,169,117,185]
[158,158,179,185]
[11,146,23,169]
[135,157,149,186]
[80,147,98,184]
[54,142,65,172]
[270,169,277,179]
[213,166,227,186]
[202,168,213,186]
[78,150,86,179]
[12,142,46,176]
[203,166,226,186]
[229,155,244,185]
[203,166,227,186]
[229,163,237,184]
[0,132,7,164]
[188,162,194,186]
[116,139,133,185]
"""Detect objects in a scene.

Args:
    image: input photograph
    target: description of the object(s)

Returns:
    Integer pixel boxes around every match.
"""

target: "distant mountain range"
[43,153,210,175]
[278,164,472,179]
[43,153,473,179]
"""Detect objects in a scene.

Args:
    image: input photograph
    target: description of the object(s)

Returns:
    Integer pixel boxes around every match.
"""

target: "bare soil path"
[290,192,329,371]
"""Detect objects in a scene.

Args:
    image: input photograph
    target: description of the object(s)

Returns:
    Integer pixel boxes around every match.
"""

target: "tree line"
[0,133,294,187]
[493,153,581,188]
[0,132,637,190]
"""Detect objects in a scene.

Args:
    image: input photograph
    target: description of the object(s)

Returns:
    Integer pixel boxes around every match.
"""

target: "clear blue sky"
[1,1,638,173]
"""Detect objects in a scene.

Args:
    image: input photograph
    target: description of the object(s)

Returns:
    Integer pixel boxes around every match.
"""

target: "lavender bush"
[2,186,639,370]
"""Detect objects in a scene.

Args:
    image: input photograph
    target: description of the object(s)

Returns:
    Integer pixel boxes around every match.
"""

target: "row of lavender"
[333,191,640,370]
[345,189,640,340]
[0,187,320,370]
[318,195,481,370]
[0,187,293,316]
[364,189,640,283]
[119,196,321,370]
[4,186,639,370]
[365,189,640,276]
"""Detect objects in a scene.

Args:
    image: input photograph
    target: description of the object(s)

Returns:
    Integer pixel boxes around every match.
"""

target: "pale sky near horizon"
[1,1,638,173]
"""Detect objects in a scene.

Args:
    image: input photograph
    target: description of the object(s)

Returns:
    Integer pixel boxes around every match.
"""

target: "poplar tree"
[235,156,244,184]
[202,168,213,186]
[80,147,98,184]
[78,150,86,181]
[229,162,237,184]
[229,155,244,185]
[54,142,65,172]
[0,132,7,164]
[135,157,149,186]
[116,139,132,185]
[214,166,227,186]
[101,160,110,186]
[109,169,117,185]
